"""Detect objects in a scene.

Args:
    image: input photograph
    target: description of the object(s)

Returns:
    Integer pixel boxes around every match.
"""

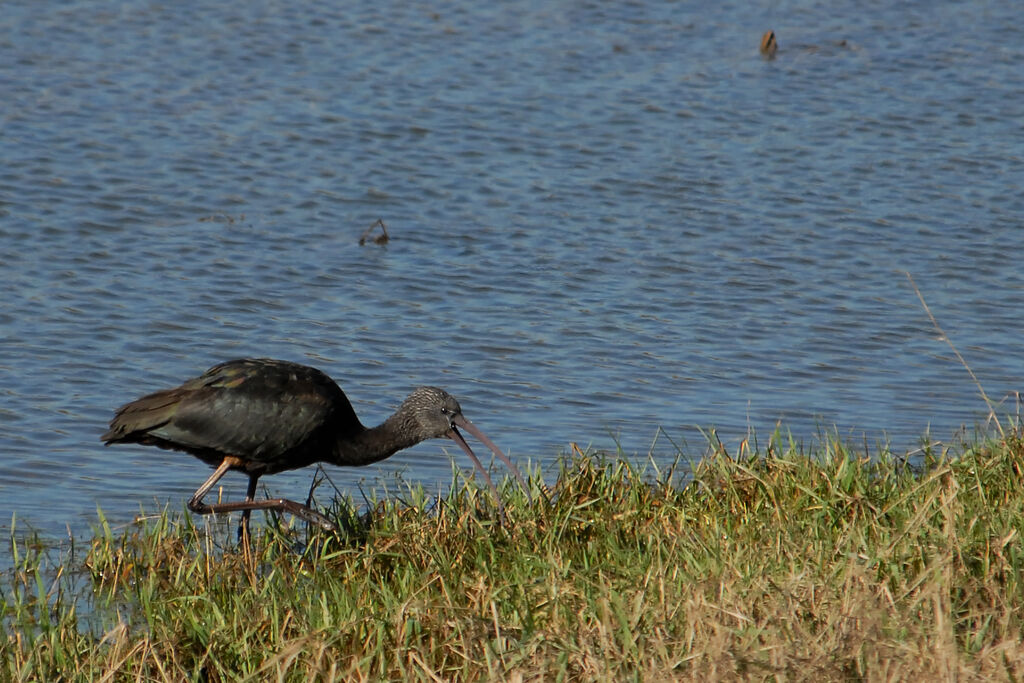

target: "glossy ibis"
[102,358,529,536]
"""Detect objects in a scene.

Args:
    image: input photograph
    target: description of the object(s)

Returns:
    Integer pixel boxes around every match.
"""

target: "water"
[2,0,1023,540]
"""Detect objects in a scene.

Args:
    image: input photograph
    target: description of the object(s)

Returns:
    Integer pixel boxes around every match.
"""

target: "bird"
[760,30,778,59]
[102,358,530,537]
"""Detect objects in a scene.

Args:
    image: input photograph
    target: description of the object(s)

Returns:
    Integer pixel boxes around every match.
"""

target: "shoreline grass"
[4,430,1024,681]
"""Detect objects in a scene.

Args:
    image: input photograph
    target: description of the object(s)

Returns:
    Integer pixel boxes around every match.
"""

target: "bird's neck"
[330,413,420,466]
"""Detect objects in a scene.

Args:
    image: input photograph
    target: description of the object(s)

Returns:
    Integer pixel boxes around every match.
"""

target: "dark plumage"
[102,358,529,535]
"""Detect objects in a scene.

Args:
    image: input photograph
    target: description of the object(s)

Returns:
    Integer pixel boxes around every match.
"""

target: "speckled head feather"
[396,386,463,439]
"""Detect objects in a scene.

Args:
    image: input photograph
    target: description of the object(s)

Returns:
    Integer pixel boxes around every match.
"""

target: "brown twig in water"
[359,218,389,246]
[905,271,1002,436]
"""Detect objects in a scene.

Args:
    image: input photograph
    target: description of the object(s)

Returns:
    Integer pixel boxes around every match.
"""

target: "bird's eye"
[440,407,450,415]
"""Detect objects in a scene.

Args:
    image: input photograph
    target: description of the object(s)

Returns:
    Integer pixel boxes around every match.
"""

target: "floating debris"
[760,30,777,59]
[359,218,389,246]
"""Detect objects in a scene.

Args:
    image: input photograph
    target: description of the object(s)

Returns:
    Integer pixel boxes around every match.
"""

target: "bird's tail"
[101,388,184,443]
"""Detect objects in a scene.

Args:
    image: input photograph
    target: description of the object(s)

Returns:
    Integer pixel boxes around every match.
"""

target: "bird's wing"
[159,360,348,459]
[105,359,360,462]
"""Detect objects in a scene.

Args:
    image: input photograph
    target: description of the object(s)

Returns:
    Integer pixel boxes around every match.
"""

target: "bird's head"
[400,386,464,439]
[398,385,532,511]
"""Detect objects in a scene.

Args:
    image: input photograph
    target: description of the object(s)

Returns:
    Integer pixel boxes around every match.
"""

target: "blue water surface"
[1,0,1022,539]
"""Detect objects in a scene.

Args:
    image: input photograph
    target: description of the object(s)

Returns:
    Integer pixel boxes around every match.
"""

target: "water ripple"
[1,0,1022,539]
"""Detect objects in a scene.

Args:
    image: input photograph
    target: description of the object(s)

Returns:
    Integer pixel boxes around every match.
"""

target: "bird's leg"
[189,457,338,533]
[188,457,242,514]
[237,474,259,544]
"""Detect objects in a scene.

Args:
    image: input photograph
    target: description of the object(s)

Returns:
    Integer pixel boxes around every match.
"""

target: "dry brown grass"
[4,431,1024,680]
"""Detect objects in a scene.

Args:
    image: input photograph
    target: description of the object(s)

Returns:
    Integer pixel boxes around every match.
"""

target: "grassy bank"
[3,431,1024,681]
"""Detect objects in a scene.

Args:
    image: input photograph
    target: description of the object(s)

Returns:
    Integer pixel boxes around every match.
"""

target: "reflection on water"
[2,0,1023,539]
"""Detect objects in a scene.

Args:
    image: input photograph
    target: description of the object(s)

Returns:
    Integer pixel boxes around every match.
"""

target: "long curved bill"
[448,414,532,507]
